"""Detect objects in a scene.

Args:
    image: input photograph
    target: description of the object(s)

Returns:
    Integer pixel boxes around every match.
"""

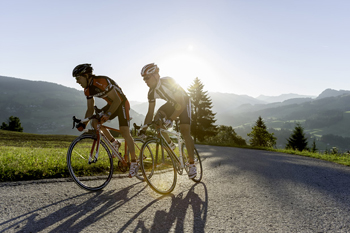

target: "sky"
[1,0,350,101]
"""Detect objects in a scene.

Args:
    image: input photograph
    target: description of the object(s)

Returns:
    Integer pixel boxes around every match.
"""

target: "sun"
[157,44,218,91]
[158,53,204,88]
[188,45,194,51]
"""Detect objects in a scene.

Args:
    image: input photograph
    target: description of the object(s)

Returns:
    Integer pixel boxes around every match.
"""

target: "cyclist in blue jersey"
[72,63,138,178]
[140,63,197,179]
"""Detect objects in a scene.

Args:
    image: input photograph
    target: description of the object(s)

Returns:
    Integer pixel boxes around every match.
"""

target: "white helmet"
[141,63,159,77]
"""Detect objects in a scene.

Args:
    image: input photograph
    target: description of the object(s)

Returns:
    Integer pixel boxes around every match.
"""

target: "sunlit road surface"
[1,145,350,232]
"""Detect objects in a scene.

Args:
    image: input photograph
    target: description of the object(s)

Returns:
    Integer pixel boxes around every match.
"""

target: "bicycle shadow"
[0,182,146,233]
[118,182,208,233]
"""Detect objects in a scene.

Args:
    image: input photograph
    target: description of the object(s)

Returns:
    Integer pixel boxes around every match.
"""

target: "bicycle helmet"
[72,64,93,77]
[141,63,159,77]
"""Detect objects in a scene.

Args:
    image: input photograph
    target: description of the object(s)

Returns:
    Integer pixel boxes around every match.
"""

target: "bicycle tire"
[181,144,203,182]
[140,139,177,194]
[133,138,150,181]
[67,134,114,191]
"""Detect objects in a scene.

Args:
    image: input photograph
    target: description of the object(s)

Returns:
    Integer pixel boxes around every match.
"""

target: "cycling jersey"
[84,75,126,104]
[84,75,130,126]
[148,77,191,124]
[148,77,189,106]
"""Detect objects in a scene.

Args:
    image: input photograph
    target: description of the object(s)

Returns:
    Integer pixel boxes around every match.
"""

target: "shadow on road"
[0,181,208,232]
[0,182,146,233]
[118,182,208,233]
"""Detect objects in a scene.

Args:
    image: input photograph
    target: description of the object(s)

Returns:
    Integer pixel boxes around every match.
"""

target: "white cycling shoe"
[188,164,197,179]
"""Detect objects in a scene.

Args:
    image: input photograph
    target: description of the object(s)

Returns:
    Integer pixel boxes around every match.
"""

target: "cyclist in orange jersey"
[72,63,138,178]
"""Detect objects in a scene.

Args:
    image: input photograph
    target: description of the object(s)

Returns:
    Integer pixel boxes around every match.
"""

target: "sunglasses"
[75,75,84,81]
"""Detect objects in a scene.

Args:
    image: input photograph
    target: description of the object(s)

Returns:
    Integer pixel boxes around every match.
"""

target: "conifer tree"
[1,116,23,132]
[247,116,276,147]
[286,123,308,151]
[187,77,217,142]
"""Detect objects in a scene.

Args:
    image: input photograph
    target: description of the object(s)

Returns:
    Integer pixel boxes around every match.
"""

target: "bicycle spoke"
[140,139,177,194]
[67,135,113,191]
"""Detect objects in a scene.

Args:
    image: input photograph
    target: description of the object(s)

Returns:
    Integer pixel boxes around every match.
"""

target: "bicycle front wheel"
[140,139,177,194]
[133,138,150,181]
[182,144,203,182]
[67,134,113,191]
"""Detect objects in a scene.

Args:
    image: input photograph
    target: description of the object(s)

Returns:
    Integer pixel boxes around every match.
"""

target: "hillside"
[2,75,350,151]
[0,76,144,135]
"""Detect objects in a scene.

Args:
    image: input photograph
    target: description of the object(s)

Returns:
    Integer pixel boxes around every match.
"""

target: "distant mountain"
[3,75,350,145]
[209,92,266,114]
[257,93,315,103]
[0,76,144,135]
[316,88,350,99]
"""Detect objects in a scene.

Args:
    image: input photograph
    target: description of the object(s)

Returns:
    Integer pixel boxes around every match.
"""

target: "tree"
[311,139,317,153]
[187,77,217,142]
[286,123,308,151]
[208,125,246,146]
[247,116,276,147]
[1,116,24,132]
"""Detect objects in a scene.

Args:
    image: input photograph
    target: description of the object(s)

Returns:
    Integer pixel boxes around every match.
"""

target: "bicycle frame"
[156,125,186,171]
[85,122,129,166]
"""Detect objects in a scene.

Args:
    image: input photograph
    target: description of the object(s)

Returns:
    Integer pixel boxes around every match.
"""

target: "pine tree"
[286,123,308,151]
[311,138,317,153]
[1,116,23,132]
[247,116,276,147]
[209,125,246,146]
[187,77,217,142]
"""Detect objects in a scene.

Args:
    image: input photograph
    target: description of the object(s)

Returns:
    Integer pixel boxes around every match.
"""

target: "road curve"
[1,145,350,232]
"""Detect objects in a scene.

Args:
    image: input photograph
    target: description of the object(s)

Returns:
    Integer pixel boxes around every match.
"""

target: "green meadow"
[0,130,128,182]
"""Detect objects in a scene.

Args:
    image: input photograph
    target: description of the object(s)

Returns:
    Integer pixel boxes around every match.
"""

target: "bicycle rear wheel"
[182,144,203,182]
[67,134,113,191]
[140,139,177,194]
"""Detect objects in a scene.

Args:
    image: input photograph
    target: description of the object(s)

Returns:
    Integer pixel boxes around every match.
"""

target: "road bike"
[67,107,152,191]
[135,118,203,194]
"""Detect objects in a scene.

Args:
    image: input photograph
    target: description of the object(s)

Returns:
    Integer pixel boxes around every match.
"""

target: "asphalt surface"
[1,145,350,232]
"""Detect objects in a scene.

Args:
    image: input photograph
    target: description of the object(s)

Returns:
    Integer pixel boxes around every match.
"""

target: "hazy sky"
[1,0,349,101]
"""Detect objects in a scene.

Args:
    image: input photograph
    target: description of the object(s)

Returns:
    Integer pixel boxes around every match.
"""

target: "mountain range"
[0,76,144,135]
[1,75,350,147]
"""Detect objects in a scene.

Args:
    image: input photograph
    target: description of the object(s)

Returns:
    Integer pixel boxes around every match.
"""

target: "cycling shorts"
[157,98,191,125]
[102,100,130,127]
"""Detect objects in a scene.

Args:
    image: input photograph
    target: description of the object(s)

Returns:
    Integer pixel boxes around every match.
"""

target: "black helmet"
[72,64,93,77]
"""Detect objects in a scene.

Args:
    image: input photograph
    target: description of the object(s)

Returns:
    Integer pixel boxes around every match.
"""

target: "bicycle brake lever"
[72,116,76,129]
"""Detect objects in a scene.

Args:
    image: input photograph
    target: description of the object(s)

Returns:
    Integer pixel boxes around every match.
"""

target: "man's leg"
[120,126,136,161]
[154,110,172,144]
[91,119,115,141]
[180,124,195,163]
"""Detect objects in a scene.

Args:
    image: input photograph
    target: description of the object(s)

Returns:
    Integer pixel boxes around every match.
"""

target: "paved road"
[1,145,350,232]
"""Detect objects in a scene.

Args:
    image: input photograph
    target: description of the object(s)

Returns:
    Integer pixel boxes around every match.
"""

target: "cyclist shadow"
[119,182,208,233]
[0,182,146,233]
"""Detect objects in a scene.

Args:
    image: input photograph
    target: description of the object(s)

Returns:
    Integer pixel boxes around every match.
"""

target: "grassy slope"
[0,130,125,182]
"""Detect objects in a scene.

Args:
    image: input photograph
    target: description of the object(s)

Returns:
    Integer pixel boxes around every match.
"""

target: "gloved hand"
[100,114,110,123]
[76,122,86,132]
[163,118,173,129]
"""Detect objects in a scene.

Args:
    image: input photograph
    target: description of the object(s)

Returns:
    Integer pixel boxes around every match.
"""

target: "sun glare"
[159,52,213,89]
